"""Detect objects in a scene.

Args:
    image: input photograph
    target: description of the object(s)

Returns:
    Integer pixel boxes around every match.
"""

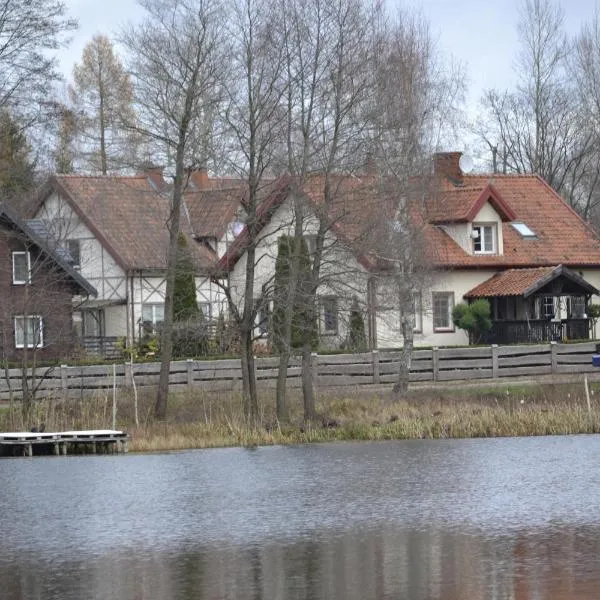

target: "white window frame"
[67,239,81,268]
[432,292,455,332]
[472,223,496,255]
[141,303,164,334]
[12,251,31,284]
[14,315,43,349]
[542,296,555,319]
[199,301,212,321]
[413,291,423,333]
[321,296,338,335]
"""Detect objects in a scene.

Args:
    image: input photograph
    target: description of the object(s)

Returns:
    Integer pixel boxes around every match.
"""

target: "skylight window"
[511,222,537,238]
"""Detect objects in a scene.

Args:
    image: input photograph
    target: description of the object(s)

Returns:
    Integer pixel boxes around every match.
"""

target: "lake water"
[2,436,600,599]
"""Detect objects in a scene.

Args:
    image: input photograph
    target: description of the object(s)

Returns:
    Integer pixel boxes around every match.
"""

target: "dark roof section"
[0,204,97,297]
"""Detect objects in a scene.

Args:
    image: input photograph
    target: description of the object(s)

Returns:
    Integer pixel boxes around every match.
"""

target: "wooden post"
[372,350,380,384]
[491,344,499,379]
[585,374,592,416]
[186,359,194,389]
[432,348,439,382]
[311,352,319,395]
[25,443,32,457]
[61,443,67,456]
[61,364,68,401]
[124,362,133,389]
[112,364,117,430]
[53,443,59,456]
[550,341,558,373]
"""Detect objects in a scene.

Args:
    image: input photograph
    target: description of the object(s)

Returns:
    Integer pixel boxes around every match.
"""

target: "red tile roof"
[431,174,600,268]
[35,166,600,277]
[464,267,556,297]
[464,265,599,298]
[45,175,215,272]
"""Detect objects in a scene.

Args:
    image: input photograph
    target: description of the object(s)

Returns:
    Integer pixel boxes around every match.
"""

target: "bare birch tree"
[121,0,225,420]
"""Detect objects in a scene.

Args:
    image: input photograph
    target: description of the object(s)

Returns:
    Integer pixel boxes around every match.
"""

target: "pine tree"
[272,235,317,353]
[173,233,200,322]
[172,233,204,358]
[0,110,35,207]
[348,298,366,352]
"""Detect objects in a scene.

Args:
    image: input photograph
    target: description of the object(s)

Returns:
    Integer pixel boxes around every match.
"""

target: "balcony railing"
[481,319,590,345]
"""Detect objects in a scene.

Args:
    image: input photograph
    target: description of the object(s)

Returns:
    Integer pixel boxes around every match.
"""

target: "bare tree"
[121,0,225,420]
[70,35,138,174]
[476,0,595,214]
[571,9,600,224]
[0,0,76,124]
[219,0,288,425]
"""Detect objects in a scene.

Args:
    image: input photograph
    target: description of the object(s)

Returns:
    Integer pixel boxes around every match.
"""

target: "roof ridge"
[56,173,148,180]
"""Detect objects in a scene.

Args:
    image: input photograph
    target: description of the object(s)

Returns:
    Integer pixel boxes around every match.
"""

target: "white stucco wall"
[228,194,370,349]
[375,269,500,348]
[36,193,127,302]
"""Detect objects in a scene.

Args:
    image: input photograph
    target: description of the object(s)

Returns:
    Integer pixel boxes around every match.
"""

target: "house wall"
[0,229,78,361]
[129,274,226,342]
[375,269,500,348]
[35,193,127,303]
[228,194,370,349]
[36,193,227,344]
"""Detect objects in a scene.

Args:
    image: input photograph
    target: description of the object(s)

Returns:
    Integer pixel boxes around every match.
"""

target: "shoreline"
[3,378,600,454]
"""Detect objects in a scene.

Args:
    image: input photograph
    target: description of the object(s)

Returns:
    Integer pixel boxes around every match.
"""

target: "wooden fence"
[1,341,598,400]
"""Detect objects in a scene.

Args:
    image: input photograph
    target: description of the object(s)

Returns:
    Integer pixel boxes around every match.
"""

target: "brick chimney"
[433,152,463,184]
[190,167,209,189]
[138,164,165,191]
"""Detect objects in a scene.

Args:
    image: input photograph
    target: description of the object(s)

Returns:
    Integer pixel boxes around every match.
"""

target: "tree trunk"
[275,349,290,422]
[99,73,107,175]
[275,209,303,422]
[240,323,258,424]
[393,310,415,397]
[240,240,259,425]
[154,146,186,421]
[301,341,316,422]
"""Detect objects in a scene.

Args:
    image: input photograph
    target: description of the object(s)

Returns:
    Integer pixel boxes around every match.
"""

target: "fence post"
[372,350,380,384]
[311,352,319,395]
[186,359,194,389]
[550,341,558,373]
[432,348,439,382]
[124,362,133,389]
[60,364,68,401]
[491,344,499,379]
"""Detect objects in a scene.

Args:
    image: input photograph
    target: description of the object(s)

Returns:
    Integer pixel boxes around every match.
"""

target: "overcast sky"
[58,0,597,113]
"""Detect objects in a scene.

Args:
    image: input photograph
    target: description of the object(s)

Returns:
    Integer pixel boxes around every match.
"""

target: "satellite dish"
[459,154,474,174]
[471,229,480,239]
[231,221,244,237]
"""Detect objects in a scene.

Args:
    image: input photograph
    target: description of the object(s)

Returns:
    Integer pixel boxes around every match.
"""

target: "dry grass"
[2,381,599,451]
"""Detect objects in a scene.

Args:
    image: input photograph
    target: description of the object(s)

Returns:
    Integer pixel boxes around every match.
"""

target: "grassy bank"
[2,380,600,451]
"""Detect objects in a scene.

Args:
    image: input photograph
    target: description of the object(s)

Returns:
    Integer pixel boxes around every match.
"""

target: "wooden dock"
[0,430,130,457]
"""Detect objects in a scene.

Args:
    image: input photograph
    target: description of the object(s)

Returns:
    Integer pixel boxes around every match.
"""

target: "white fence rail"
[1,341,598,400]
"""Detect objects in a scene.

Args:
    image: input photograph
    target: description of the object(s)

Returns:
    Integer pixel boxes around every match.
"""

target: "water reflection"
[2,437,600,599]
[4,525,600,599]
